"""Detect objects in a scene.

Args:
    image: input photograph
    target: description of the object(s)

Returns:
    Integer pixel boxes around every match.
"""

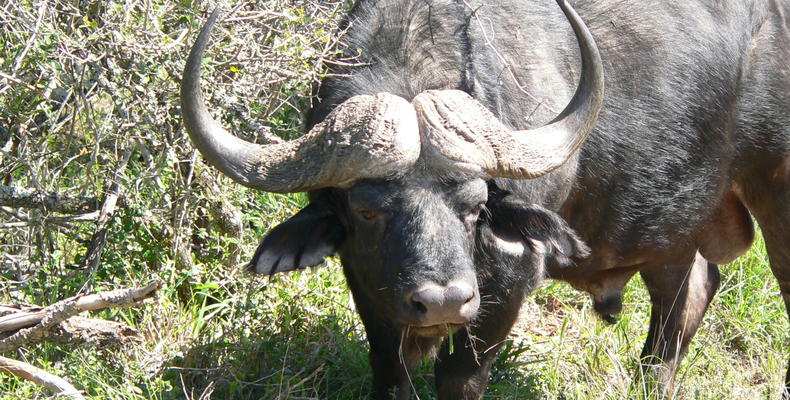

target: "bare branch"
[11,2,47,75]
[0,309,42,333]
[0,281,161,353]
[0,356,86,399]
[0,185,100,214]
[81,147,133,272]
[38,316,143,347]
[0,71,45,97]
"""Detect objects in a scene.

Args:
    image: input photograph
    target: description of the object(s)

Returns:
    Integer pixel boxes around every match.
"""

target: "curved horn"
[413,0,604,179]
[181,10,421,192]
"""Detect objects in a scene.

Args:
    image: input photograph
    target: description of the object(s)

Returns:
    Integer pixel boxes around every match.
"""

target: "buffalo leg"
[367,330,413,400]
[367,329,441,400]
[355,303,437,399]
[639,252,721,397]
[762,222,790,398]
[742,172,790,397]
[434,283,525,399]
[347,282,420,399]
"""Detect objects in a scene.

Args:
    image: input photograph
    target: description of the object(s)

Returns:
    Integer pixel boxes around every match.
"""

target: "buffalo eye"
[462,203,484,232]
[355,208,379,221]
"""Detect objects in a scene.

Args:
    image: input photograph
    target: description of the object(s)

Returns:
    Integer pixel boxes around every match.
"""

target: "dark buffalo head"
[181,0,602,340]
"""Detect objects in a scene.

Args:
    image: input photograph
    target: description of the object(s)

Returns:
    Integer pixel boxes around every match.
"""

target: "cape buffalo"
[181,0,790,398]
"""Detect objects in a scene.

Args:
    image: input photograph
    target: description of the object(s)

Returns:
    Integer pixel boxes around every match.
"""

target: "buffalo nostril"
[409,284,444,315]
[407,281,479,325]
[445,284,475,305]
[410,298,428,315]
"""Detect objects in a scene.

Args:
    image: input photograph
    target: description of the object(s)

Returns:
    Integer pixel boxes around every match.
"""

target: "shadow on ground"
[158,315,550,399]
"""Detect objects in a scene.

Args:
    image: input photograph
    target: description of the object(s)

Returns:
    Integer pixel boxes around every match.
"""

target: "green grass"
[1,227,787,399]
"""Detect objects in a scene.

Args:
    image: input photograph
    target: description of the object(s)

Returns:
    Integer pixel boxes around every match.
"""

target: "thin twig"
[80,147,133,275]
[0,71,44,97]
[11,2,46,75]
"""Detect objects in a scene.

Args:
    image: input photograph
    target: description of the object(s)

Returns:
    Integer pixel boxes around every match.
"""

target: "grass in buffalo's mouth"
[448,324,455,354]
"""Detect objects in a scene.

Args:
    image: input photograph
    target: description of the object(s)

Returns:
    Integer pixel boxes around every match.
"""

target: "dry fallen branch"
[0,281,161,352]
[0,356,86,399]
[0,281,160,398]
[0,311,142,348]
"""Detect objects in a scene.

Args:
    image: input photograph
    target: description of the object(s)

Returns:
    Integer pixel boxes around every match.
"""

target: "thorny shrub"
[0,0,349,293]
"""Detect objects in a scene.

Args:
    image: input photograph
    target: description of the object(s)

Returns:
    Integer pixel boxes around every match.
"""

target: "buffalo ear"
[249,201,346,275]
[486,192,589,268]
